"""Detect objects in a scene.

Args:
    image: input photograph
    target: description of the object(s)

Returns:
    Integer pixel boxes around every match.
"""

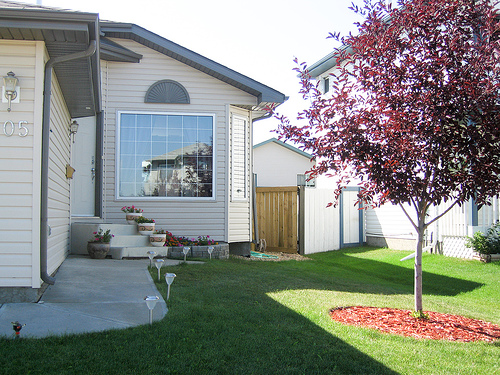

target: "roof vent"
[145,80,190,104]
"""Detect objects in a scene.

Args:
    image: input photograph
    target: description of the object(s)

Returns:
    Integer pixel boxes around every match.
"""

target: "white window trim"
[115,110,216,201]
[231,114,249,202]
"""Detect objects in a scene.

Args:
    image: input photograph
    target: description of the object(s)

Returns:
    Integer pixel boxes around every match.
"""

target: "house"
[253,138,314,187]
[0,1,285,302]
[307,46,500,258]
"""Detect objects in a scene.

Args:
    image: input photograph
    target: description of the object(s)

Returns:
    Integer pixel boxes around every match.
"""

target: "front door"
[71,116,96,217]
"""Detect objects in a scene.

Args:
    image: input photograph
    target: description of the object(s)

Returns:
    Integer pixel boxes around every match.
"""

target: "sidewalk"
[0,256,180,339]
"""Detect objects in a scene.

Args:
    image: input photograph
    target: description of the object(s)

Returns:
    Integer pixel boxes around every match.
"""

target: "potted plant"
[87,228,114,259]
[121,206,143,224]
[149,229,167,247]
[136,216,155,235]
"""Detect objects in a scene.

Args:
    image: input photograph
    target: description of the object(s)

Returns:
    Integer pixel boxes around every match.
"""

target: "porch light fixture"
[69,120,79,143]
[3,71,19,112]
[154,258,164,281]
[165,273,176,300]
[144,295,159,325]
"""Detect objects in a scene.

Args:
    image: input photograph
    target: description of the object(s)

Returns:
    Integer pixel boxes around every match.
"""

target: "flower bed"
[168,243,229,260]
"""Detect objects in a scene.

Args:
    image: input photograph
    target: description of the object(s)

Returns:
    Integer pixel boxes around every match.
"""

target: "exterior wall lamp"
[3,71,19,112]
[69,120,79,143]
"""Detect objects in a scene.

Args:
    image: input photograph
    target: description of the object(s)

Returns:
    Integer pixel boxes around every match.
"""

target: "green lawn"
[1,247,499,374]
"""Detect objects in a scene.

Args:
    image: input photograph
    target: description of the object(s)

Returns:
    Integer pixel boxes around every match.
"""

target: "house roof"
[0,1,286,117]
[99,22,287,110]
[253,138,312,159]
[0,0,101,118]
[307,45,353,79]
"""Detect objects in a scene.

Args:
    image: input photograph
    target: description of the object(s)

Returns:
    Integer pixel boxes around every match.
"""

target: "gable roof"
[253,138,312,159]
[0,1,286,117]
[99,22,286,110]
[307,45,354,79]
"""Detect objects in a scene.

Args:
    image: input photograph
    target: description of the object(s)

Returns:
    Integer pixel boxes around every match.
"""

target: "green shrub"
[466,221,500,254]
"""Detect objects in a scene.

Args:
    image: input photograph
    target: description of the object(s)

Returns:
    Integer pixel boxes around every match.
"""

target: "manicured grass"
[1,247,498,374]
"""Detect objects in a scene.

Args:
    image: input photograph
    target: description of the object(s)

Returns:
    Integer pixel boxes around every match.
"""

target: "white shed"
[253,138,314,187]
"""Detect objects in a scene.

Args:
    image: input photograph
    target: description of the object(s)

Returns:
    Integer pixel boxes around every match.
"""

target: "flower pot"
[126,212,143,224]
[149,233,167,247]
[87,242,110,259]
[138,222,155,235]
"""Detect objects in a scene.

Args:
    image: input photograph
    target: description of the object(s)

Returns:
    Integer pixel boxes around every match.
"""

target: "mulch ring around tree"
[329,306,500,342]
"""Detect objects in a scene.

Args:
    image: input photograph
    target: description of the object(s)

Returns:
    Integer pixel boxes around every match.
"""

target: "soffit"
[0,5,100,117]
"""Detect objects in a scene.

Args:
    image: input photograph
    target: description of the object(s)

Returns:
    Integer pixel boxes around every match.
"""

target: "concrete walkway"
[0,256,185,339]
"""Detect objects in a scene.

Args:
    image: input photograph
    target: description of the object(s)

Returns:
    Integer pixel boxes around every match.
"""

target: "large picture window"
[117,112,214,199]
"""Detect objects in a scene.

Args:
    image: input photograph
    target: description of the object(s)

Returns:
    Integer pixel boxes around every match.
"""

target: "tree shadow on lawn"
[153,267,401,375]
[300,247,484,297]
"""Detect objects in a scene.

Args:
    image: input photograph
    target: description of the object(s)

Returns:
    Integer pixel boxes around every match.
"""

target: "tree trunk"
[414,204,427,313]
[414,226,424,313]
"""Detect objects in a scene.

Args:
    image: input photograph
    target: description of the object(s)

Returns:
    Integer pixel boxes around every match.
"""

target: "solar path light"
[147,250,156,268]
[165,273,176,300]
[182,246,190,262]
[154,258,164,281]
[144,296,159,325]
[207,246,214,260]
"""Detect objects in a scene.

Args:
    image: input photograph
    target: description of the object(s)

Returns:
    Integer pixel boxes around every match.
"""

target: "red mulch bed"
[329,306,500,342]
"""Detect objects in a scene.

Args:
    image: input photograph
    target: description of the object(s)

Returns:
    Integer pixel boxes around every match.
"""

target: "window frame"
[115,110,216,201]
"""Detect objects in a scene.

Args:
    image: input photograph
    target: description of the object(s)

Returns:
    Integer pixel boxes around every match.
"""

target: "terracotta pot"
[149,233,167,247]
[87,242,110,259]
[125,212,143,224]
[138,222,155,235]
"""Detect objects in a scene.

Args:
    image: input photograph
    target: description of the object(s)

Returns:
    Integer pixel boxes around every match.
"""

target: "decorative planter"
[138,222,155,235]
[126,212,143,224]
[472,252,500,263]
[149,233,167,247]
[87,242,110,259]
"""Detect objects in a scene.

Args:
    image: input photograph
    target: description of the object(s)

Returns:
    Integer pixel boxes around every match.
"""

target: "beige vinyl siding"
[102,39,256,242]
[228,108,251,242]
[46,70,72,275]
[0,41,43,287]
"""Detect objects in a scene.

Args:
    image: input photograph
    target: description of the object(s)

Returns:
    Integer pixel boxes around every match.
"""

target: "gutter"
[40,40,98,285]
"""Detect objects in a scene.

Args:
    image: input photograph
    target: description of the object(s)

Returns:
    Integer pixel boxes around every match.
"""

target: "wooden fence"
[255,187,298,253]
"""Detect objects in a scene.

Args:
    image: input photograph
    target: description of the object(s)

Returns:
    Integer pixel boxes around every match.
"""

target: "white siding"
[253,142,314,187]
[0,41,44,288]
[102,39,256,242]
[46,71,72,275]
[364,203,417,250]
[231,114,247,200]
[228,109,251,242]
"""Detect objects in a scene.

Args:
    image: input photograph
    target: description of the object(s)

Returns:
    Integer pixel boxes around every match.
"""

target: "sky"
[32,0,362,144]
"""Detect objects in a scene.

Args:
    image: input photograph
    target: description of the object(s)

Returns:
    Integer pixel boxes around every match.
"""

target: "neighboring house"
[0,1,285,302]
[308,49,500,257]
[253,138,314,187]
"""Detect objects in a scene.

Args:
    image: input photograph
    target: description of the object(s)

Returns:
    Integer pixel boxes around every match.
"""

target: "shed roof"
[253,138,312,159]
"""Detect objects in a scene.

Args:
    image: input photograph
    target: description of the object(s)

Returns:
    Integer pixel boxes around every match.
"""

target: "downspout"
[40,40,97,285]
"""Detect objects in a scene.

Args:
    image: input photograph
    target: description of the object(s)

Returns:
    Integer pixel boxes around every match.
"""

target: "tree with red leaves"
[274,0,500,314]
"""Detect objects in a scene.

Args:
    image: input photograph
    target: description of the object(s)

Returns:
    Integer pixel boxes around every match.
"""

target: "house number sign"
[3,120,29,137]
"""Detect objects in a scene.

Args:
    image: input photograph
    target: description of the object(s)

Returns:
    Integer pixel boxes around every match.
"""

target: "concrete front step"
[111,235,150,247]
[71,222,151,255]
[110,246,168,260]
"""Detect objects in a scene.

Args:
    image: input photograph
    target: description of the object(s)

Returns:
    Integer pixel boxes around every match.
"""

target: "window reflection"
[119,113,214,198]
